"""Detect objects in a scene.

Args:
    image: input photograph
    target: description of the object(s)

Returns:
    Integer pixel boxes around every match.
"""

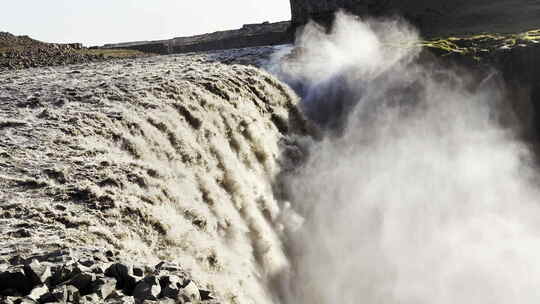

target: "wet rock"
[34,250,74,264]
[158,275,183,299]
[78,258,95,268]
[154,262,181,273]
[15,298,38,304]
[133,276,161,302]
[49,264,80,286]
[80,293,101,303]
[105,263,138,294]
[0,288,20,297]
[26,284,48,302]
[132,266,144,277]
[52,284,80,303]
[65,272,96,294]
[91,263,112,275]
[105,289,128,301]
[180,280,201,302]
[23,260,52,286]
[106,296,136,304]
[153,299,176,304]
[92,277,117,299]
[8,256,25,266]
[199,289,215,301]
[1,297,19,304]
[0,267,33,296]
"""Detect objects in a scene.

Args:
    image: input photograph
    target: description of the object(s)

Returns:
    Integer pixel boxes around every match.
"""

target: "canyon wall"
[290,0,540,36]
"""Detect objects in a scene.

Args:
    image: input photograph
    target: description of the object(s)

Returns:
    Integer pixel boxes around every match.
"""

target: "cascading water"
[3,11,540,304]
[270,11,540,304]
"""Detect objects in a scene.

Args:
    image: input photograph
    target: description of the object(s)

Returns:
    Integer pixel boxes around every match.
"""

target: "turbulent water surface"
[0,51,308,303]
[3,12,540,304]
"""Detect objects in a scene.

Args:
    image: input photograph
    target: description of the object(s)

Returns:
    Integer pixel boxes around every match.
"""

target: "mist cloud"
[271,11,540,304]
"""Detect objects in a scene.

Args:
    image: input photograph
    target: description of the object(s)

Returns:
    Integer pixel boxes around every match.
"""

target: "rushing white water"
[271,12,540,304]
[4,12,540,304]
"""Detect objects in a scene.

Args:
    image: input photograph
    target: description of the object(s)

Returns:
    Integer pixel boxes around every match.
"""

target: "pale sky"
[0,1,291,46]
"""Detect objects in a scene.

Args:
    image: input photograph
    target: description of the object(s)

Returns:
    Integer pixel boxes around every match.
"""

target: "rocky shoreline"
[0,249,215,304]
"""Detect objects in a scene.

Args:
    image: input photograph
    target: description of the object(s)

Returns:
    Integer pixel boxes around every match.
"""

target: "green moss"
[420,28,540,56]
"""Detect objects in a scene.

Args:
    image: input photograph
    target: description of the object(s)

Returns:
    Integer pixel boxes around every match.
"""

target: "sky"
[0,0,291,46]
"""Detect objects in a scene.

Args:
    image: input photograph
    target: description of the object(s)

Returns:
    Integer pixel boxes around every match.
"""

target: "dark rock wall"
[102,21,294,55]
[119,42,171,55]
[171,31,293,54]
[290,0,391,26]
[290,0,540,36]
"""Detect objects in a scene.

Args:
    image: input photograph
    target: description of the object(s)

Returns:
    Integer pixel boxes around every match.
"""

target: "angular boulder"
[0,267,33,296]
[133,276,161,302]
[23,260,52,286]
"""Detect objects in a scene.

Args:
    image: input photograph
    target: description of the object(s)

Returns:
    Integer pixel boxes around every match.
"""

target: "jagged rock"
[91,263,112,275]
[26,284,48,302]
[105,263,138,294]
[1,297,19,304]
[105,289,132,303]
[49,265,76,287]
[80,293,101,303]
[153,299,175,304]
[78,259,95,268]
[50,285,78,302]
[158,275,183,299]
[32,250,74,264]
[50,285,68,302]
[23,260,52,286]
[8,256,25,266]
[15,298,37,304]
[199,289,215,301]
[0,288,20,297]
[92,277,117,299]
[65,272,96,294]
[154,262,181,273]
[180,281,201,302]
[133,276,161,302]
[105,296,136,304]
[0,267,33,296]
[132,266,144,277]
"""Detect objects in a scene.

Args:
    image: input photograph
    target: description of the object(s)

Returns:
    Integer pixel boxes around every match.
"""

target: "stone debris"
[0,32,147,71]
[0,250,217,303]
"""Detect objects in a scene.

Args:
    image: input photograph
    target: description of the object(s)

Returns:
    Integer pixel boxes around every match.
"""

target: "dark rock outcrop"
[0,250,217,304]
[101,21,293,55]
[290,0,540,37]
[0,32,147,71]
[417,29,540,145]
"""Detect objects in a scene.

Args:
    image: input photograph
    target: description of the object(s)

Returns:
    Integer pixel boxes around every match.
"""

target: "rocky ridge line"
[0,32,146,71]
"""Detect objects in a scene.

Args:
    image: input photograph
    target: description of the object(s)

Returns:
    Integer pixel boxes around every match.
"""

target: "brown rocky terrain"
[99,21,293,55]
[0,32,147,71]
